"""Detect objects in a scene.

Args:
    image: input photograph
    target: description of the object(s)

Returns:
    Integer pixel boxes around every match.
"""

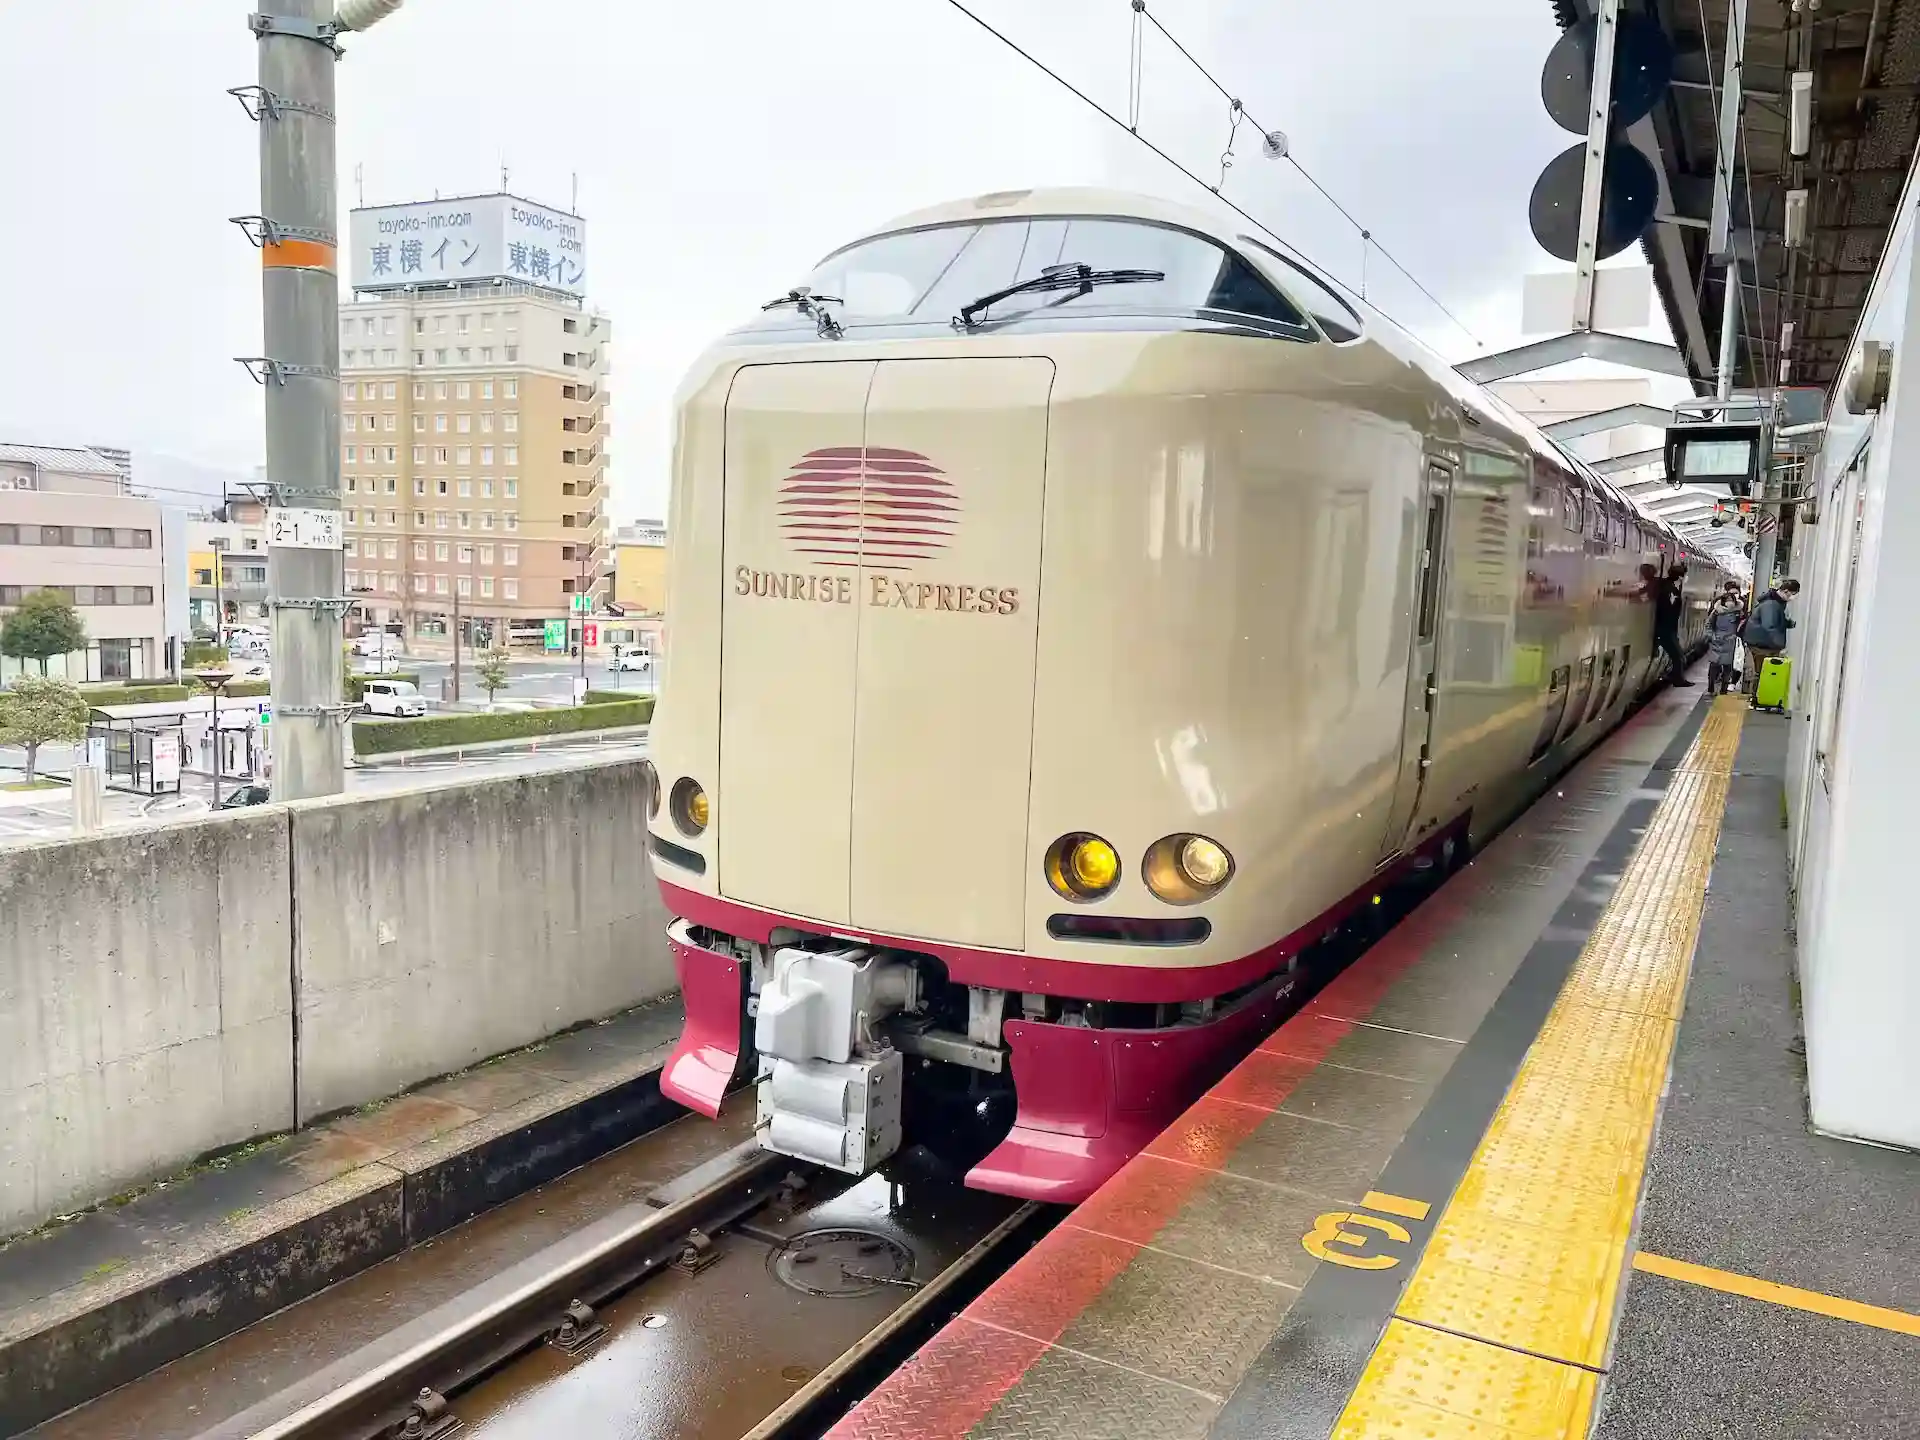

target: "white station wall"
[1786,169,1920,1150]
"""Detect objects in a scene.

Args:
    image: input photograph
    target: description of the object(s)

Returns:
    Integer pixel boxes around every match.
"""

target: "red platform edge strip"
[824,856,1501,1440]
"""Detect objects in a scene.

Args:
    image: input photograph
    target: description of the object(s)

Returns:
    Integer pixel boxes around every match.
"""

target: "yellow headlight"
[671,778,709,837]
[1068,836,1119,892]
[1046,832,1121,901]
[1179,837,1232,888]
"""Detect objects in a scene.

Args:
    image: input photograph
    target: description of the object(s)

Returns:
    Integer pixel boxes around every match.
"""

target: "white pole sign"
[267,508,344,550]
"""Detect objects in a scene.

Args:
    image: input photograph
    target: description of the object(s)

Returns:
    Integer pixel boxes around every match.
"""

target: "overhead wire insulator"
[335,0,406,33]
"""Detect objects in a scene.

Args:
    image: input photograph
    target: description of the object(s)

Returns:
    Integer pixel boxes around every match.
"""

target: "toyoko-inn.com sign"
[348,194,587,297]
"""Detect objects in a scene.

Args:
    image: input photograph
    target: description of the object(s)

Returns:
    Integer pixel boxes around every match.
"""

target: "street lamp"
[196,667,235,806]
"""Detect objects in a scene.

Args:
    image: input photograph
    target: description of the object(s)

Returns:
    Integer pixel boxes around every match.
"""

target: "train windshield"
[790,217,1312,333]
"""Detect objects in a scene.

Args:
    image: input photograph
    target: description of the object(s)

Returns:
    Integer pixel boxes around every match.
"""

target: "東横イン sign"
[267,508,343,551]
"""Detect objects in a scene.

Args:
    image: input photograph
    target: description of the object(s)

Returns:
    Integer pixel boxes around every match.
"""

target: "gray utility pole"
[234,0,406,800]
[236,0,344,801]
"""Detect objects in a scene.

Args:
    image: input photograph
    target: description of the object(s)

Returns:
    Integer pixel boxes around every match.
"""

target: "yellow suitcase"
[1753,656,1791,712]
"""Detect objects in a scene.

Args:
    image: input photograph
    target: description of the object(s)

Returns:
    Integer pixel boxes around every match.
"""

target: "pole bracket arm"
[229,215,337,249]
[248,12,343,52]
[273,597,359,614]
[226,85,335,123]
[235,357,336,385]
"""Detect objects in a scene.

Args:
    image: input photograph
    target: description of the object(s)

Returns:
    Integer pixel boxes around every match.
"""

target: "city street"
[0,733,650,845]
[353,651,657,705]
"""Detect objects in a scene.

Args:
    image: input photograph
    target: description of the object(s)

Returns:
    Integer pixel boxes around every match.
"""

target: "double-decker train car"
[644,187,1725,1203]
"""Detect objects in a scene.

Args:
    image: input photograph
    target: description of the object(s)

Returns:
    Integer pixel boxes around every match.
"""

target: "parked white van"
[360,680,426,718]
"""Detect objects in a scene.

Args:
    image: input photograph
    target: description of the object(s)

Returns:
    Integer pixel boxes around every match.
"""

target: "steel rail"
[245,1142,790,1440]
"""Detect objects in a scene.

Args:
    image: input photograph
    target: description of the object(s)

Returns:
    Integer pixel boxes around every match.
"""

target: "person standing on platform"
[1705,587,1746,695]
[1740,579,1800,697]
[1642,561,1693,686]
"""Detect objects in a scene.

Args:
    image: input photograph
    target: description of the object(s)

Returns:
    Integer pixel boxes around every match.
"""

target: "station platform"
[832,686,1920,1439]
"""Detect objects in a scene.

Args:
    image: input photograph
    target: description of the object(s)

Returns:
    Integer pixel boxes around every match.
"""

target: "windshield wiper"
[953,262,1166,329]
[761,287,844,339]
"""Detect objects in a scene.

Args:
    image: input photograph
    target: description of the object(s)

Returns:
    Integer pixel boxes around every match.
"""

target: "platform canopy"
[1549,0,1920,393]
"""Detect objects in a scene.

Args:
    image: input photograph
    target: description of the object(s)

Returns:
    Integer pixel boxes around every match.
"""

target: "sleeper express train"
[642,187,1725,1203]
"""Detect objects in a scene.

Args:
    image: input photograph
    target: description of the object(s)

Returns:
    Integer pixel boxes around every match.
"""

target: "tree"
[476,650,512,709]
[0,676,90,782]
[1,590,88,675]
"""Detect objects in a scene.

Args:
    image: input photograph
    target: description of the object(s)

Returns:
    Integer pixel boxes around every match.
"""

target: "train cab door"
[1376,462,1453,864]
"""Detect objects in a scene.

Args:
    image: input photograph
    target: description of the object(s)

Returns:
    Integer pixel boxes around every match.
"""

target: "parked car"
[352,631,402,658]
[361,679,426,718]
[608,649,653,673]
[218,785,272,809]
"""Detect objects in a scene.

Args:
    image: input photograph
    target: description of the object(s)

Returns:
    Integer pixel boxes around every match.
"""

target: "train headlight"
[1046,832,1121,902]
[671,778,710,837]
[1179,837,1232,888]
[1144,834,1235,904]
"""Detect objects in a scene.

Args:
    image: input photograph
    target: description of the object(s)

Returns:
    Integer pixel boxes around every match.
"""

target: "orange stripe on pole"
[262,238,336,270]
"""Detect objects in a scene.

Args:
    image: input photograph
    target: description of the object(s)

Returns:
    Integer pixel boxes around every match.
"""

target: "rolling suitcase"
[1753,655,1791,712]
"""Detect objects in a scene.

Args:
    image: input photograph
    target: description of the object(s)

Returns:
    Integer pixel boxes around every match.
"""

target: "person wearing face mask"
[1740,578,1801,700]
[1704,584,1746,695]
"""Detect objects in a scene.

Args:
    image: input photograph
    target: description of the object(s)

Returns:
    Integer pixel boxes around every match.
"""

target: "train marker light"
[1047,833,1121,902]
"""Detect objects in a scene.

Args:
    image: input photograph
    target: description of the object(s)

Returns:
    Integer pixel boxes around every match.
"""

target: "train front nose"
[661,354,1057,1174]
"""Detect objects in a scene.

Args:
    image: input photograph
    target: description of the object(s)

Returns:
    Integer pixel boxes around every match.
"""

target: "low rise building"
[186,496,270,635]
[0,444,173,683]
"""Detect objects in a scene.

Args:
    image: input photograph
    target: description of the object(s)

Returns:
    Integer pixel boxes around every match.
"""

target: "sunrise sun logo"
[776,447,958,573]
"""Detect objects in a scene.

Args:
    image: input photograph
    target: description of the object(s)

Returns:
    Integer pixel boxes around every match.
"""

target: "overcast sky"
[2,0,1603,519]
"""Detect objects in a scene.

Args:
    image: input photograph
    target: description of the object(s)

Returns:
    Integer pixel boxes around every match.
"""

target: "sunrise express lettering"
[734,566,1020,614]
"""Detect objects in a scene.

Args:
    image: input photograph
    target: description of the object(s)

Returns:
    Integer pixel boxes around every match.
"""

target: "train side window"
[1240,236,1364,341]
[1417,493,1447,639]
[1564,485,1584,534]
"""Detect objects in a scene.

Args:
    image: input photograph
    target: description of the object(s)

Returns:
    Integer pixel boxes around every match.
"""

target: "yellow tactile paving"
[1336,698,1744,1434]
[1332,1321,1598,1440]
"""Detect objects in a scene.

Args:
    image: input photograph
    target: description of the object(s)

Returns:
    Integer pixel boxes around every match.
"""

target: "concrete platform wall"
[290,762,673,1123]
[0,811,296,1236]
[0,758,673,1236]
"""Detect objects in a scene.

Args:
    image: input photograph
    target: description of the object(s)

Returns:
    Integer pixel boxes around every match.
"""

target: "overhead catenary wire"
[933,0,1483,348]
[1133,1,1482,346]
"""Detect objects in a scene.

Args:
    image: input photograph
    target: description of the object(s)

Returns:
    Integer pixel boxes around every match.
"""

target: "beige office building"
[337,285,610,650]
[0,444,171,683]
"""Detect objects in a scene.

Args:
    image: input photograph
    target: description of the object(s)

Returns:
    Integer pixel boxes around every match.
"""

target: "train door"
[848,357,1055,948]
[1377,462,1453,863]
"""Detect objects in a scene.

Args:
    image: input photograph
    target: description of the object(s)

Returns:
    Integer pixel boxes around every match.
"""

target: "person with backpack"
[1741,579,1801,698]
[1705,586,1746,695]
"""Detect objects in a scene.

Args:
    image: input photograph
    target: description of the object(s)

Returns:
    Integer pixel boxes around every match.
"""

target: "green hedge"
[81,683,192,706]
[183,642,229,669]
[352,695,654,757]
[344,671,420,703]
[222,681,271,699]
[582,688,642,705]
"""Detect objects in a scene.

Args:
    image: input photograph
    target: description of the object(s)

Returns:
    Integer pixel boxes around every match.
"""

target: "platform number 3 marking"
[1302,1191,1431,1270]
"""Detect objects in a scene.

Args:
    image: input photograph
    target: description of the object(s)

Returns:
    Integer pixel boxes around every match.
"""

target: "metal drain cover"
[773,1227,917,1297]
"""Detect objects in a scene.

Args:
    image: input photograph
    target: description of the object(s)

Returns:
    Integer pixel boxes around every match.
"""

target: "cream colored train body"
[648,187,1724,1201]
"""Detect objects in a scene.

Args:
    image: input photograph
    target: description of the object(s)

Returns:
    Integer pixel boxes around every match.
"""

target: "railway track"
[193,1136,1045,1440]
